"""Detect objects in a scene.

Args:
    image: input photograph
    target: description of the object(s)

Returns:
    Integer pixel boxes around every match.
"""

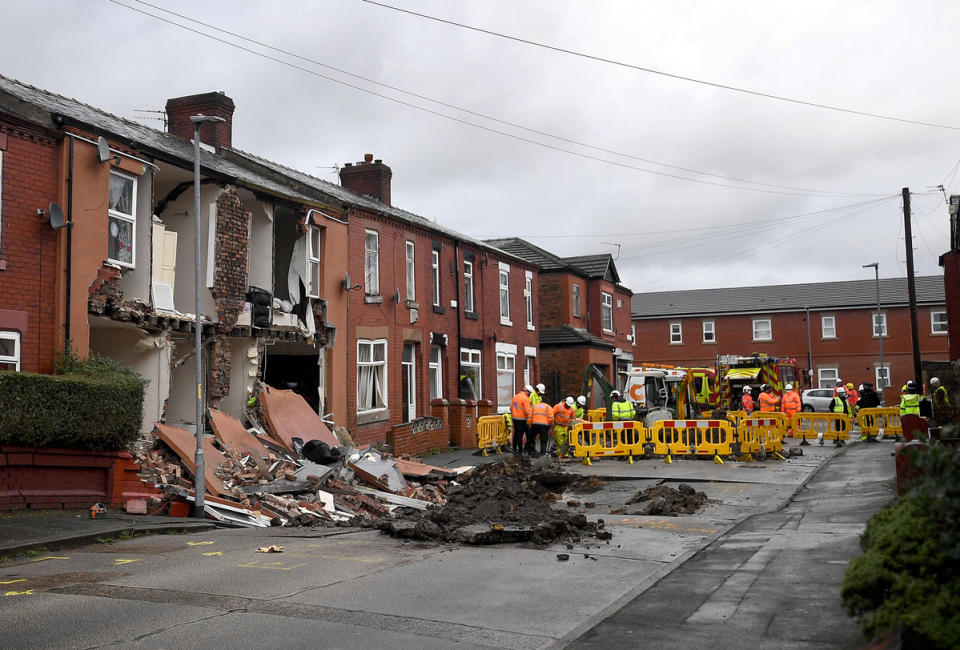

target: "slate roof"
[631,275,946,319]
[564,254,621,283]
[0,75,531,266]
[483,238,569,271]
[539,325,615,349]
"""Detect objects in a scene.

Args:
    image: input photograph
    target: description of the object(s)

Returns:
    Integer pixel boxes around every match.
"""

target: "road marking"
[616,518,718,534]
[202,551,223,557]
[237,560,308,571]
[4,590,33,596]
[31,556,69,562]
[0,579,27,585]
[113,559,141,565]
[187,541,215,546]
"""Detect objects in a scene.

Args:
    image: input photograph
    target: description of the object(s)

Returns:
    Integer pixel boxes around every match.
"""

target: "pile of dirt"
[377,458,600,545]
[570,476,608,494]
[623,483,707,516]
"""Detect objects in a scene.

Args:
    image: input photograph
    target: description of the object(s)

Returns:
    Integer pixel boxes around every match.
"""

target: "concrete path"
[566,441,895,650]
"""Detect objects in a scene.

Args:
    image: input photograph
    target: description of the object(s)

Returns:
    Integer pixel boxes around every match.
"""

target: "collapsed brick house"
[0,77,540,453]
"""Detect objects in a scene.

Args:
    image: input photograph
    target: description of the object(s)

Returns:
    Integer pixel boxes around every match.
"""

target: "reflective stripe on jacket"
[530,402,553,426]
[611,400,635,421]
[831,397,850,415]
[510,391,531,420]
[741,394,754,412]
[758,392,779,412]
[900,393,921,415]
[553,403,575,426]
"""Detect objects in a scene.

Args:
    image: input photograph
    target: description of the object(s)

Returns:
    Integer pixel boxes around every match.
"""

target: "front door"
[402,343,417,423]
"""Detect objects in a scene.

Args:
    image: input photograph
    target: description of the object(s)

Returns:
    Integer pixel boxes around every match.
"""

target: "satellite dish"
[48,202,65,229]
[96,136,111,164]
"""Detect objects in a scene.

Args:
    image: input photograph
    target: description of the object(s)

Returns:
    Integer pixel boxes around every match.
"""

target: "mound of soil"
[377,458,600,545]
[624,483,707,516]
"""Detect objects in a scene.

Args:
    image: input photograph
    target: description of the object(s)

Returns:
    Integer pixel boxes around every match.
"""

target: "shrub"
[0,352,146,450]
[842,445,960,648]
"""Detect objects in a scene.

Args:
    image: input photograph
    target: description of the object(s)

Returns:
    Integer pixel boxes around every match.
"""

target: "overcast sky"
[4,0,958,292]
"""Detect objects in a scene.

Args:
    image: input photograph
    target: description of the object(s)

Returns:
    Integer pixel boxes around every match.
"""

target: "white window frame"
[306,226,321,299]
[463,260,474,313]
[821,315,836,340]
[872,312,887,338]
[669,322,682,344]
[601,292,613,332]
[630,323,636,344]
[107,169,137,268]
[524,270,534,330]
[356,338,387,413]
[752,318,772,342]
[460,347,482,399]
[572,283,581,318]
[496,345,517,413]
[364,229,380,296]
[405,240,416,302]
[702,320,715,344]
[875,364,891,390]
[817,366,839,389]
[431,250,441,307]
[428,344,443,400]
[498,262,512,325]
[0,331,20,372]
[401,342,417,422]
[931,310,948,335]
[524,349,536,387]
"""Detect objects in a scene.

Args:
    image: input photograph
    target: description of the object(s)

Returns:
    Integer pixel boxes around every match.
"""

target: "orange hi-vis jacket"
[553,402,575,426]
[758,391,780,412]
[782,390,801,416]
[510,391,531,421]
[847,389,859,407]
[741,394,754,412]
[530,401,554,426]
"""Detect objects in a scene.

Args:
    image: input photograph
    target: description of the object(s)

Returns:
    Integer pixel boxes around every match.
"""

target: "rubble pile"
[377,457,601,545]
[623,483,708,516]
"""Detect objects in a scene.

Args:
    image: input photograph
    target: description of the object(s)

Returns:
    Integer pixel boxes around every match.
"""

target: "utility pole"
[902,188,922,385]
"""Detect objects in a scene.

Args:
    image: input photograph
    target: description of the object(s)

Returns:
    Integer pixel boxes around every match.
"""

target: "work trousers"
[512,419,528,453]
[527,423,549,455]
[554,424,569,457]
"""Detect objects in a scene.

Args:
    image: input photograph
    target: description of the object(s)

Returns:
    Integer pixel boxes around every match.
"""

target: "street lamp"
[863,263,885,405]
[190,114,225,518]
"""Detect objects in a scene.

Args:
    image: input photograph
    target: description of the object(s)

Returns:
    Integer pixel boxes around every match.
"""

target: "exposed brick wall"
[386,419,448,456]
[0,120,61,373]
[942,251,960,360]
[208,187,250,401]
[87,265,123,314]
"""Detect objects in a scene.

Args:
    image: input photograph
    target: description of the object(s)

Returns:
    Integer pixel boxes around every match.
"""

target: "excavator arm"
[581,363,615,419]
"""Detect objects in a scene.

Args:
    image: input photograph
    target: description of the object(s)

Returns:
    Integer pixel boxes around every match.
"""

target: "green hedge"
[0,353,146,450]
[842,441,960,648]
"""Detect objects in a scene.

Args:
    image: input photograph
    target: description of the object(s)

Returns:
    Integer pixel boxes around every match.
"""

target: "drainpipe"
[804,305,813,388]
[454,242,462,397]
[64,135,74,354]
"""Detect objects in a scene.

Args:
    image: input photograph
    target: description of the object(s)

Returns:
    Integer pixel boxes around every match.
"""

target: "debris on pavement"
[623,483,708,516]
[255,545,284,553]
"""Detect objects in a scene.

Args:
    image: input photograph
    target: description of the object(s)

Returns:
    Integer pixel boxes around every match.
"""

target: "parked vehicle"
[801,388,834,412]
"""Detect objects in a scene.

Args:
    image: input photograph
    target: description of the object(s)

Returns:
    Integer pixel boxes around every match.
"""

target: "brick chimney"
[339,154,392,206]
[165,91,235,150]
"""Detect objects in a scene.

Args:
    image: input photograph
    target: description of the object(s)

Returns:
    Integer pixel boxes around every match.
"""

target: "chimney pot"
[165,91,235,150]
[364,153,374,163]
[340,154,392,206]
[374,159,382,164]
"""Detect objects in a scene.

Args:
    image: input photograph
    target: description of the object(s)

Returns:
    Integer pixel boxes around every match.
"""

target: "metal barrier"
[736,416,786,460]
[790,412,852,445]
[587,408,607,423]
[570,421,645,464]
[857,407,901,440]
[476,415,511,456]
[649,419,734,463]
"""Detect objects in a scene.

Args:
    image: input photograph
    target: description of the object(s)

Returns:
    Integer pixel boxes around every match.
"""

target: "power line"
[112,0,885,198]
[362,0,960,133]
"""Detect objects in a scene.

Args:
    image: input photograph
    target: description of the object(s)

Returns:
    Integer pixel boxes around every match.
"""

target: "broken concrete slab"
[155,423,230,496]
[292,459,336,483]
[395,458,458,480]
[258,386,339,451]
[349,451,408,494]
[208,407,270,459]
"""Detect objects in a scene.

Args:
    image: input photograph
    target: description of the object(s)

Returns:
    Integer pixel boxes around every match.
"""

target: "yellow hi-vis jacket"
[900,392,921,416]
[611,399,635,421]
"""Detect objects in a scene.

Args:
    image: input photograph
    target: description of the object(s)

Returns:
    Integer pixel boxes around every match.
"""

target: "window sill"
[355,408,390,425]
[931,331,948,336]
[752,338,772,343]
[669,341,684,346]
[0,260,6,271]
[526,324,535,331]
[364,294,383,304]
[432,304,445,314]
[701,340,716,345]
[500,318,513,327]
[821,336,837,341]
[405,300,419,309]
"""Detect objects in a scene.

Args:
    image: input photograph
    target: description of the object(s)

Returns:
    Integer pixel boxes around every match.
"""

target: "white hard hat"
[743,386,751,393]
[523,384,534,393]
[931,377,941,385]
[536,383,546,393]
[837,387,847,395]
[565,396,574,406]
[610,389,620,397]
[576,395,587,406]
[785,383,793,391]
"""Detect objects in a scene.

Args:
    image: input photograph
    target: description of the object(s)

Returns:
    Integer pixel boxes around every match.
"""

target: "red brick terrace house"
[484,239,634,404]
[337,156,540,445]
[631,275,948,405]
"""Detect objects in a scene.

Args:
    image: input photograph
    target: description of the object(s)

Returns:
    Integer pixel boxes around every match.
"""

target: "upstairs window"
[499,263,511,325]
[702,320,715,343]
[821,315,836,339]
[872,313,887,337]
[931,311,948,334]
[307,226,321,298]
[601,292,613,332]
[0,331,20,371]
[431,250,440,307]
[752,319,772,342]
[463,260,474,313]
[670,322,682,344]
[364,230,379,295]
[572,283,581,318]
[108,170,136,267]
[525,271,534,329]
[405,240,416,301]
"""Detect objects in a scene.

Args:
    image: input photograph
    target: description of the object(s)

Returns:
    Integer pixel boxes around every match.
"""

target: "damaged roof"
[0,75,534,267]
[632,275,946,318]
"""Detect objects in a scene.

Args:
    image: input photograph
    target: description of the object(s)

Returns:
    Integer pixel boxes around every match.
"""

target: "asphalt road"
[0,441,883,649]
